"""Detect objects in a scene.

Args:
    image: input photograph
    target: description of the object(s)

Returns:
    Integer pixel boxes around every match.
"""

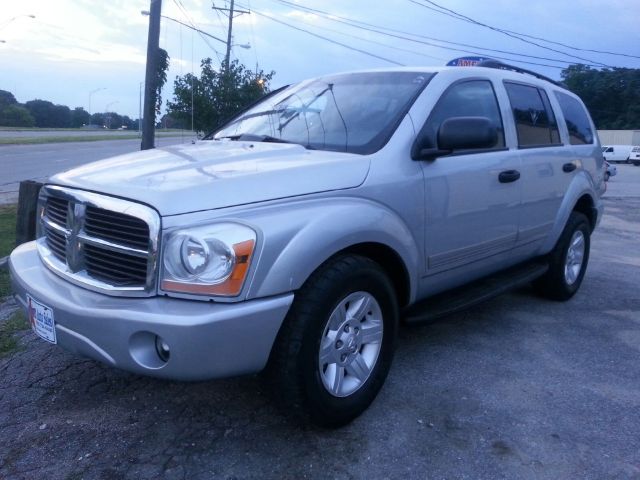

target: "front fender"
[539,171,601,254]
[243,197,421,301]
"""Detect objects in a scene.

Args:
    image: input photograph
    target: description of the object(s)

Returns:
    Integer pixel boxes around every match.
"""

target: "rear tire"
[266,254,398,427]
[534,212,590,301]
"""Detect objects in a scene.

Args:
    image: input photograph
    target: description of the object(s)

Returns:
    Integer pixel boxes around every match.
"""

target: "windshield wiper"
[217,133,296,144]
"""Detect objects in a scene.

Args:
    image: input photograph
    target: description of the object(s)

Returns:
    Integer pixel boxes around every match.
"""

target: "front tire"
[266,254,399,427]
[534,212,591,301]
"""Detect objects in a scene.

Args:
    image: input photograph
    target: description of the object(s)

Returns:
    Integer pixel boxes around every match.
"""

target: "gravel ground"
[0,194,639,479]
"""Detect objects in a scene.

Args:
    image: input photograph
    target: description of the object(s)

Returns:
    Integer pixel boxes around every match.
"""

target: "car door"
[416,79,522,274]
[501,81,573,251]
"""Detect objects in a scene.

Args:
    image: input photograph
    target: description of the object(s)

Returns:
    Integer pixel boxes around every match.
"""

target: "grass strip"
[0,310,29,359]
[0,205,17,298]
[0,135,142,145]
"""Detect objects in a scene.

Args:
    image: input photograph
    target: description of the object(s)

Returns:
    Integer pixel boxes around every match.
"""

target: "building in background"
[597,130,640,145]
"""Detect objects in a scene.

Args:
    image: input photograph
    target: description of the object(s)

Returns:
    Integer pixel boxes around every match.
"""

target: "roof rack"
[475,59,565,88]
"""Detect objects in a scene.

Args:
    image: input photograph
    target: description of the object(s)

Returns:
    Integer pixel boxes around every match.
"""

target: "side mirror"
[413,116,498,160]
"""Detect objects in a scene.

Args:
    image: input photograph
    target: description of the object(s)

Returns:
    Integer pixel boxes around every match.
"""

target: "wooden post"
[15,180,43,246]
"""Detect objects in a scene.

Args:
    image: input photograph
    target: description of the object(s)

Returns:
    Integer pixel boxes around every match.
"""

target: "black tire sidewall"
[546,213,591,299]
[298,258,398,426]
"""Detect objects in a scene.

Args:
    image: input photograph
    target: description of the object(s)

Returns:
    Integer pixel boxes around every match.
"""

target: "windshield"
[214,71,433,154]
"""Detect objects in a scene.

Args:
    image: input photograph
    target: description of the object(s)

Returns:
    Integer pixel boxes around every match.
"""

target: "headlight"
[161,223,256,297]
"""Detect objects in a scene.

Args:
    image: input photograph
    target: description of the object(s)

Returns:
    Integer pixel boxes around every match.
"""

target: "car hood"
[51,141,370,216]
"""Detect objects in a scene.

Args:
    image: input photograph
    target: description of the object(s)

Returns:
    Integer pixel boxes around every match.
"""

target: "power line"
[248,9,406,66]
[497,28,640,60]
[269,0,605,69]
[246,0,261,70]
[409,0,614,68]
[269,6,446,62]
[172,0,224,64]
[210,1,229,31]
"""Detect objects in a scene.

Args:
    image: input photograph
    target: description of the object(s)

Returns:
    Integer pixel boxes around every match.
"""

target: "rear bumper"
[10,242,293,381]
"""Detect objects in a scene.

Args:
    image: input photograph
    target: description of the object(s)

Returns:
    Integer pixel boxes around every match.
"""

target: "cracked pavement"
[1,191,639,479]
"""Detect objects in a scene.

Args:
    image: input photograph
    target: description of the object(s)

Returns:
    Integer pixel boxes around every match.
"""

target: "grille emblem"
[66,202,86,273]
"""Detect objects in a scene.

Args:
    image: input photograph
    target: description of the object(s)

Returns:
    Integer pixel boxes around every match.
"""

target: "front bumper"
[10,242,293,381]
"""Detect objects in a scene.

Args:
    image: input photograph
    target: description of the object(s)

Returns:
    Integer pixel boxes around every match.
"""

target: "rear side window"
[554,91,594,145]
[504,82,561,148]
[423,80,505,151]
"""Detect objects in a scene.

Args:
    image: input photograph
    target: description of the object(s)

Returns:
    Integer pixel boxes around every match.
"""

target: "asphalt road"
[0,173,639,479]
[0,136,194,204]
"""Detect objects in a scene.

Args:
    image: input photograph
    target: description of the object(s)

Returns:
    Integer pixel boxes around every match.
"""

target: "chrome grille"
[44,226,66,262]
[84,244,149,285]
[85,206,150,250]
[37,186,160,297]
[45,196,68,226]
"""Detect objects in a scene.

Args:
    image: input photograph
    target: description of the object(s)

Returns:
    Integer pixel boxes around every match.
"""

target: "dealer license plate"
[27,295,57,344]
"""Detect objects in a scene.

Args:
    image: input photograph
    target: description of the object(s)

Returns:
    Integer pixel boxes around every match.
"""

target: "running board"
[404,261,549,324]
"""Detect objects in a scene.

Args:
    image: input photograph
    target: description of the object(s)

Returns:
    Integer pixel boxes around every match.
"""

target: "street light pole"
[88,87,106,121]
[141,0,162,150]
[139,81,143,135]
[105,101,119,129]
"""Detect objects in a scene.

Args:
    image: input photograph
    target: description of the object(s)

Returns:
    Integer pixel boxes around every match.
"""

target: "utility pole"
[224,0,234,70]
[141,0,162,150]
[212,0,249,72]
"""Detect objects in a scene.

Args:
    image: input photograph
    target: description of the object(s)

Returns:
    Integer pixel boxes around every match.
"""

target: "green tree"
[0,90,18,110]
[24,99,72,128]
[561,65,640,129]
[0,104,35,127]
[90,113,106,127]
[70,107,91,128]
[167,58,275,132]
[156,48,170,116]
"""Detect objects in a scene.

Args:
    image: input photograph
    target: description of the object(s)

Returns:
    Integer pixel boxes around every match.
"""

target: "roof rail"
[475,59,565,87]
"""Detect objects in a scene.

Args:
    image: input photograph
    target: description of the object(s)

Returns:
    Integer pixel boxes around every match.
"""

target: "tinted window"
[504,82,561,147]
[423,80,505,150]
[554,91,594,145]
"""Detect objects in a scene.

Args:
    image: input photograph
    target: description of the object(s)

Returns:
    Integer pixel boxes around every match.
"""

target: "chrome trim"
[42,216,70,235]
[77,234,149,258]
[36,185,161,297]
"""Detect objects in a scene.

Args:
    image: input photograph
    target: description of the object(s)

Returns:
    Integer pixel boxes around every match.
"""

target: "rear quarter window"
[554,91,594,145]
[504,82,560,148]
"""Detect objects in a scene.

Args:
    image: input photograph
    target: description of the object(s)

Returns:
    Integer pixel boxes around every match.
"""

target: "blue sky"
[1,0,639,119]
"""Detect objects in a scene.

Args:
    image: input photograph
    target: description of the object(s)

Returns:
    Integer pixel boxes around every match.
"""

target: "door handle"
[498,170,521,183]
[563,163,577,173]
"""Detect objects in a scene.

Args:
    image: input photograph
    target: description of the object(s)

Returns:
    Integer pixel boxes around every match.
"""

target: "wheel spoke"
[319,337,335,365]
[346,354,370,382]
[573,249,584,265]
[328,304,346,331]
[347,295,372,323]
[360,320,383,344]
[331,365,345,395]
[572,234,584,250]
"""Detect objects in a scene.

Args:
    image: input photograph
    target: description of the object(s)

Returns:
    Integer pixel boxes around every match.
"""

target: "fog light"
[155,335,171,362]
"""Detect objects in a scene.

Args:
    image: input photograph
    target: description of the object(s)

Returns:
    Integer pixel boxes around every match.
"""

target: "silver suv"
[10,61,605,426]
